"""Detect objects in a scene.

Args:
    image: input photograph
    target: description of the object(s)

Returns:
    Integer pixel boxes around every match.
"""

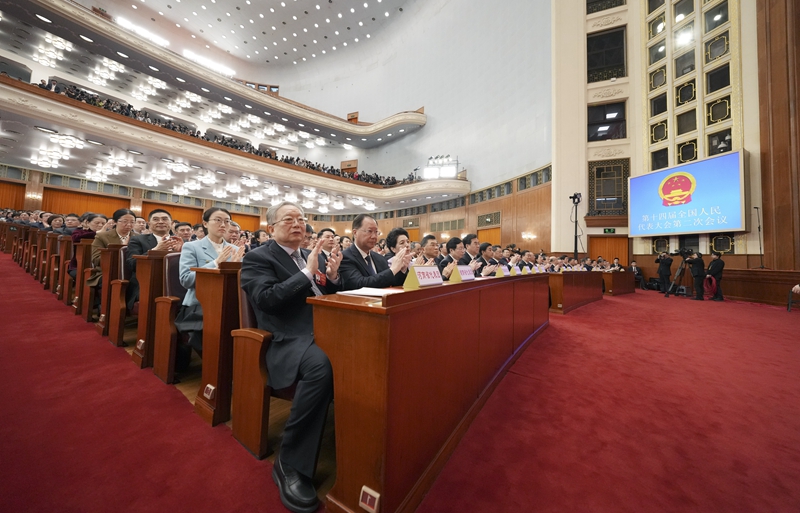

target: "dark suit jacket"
[655,256,674,276]
[434,254,444,265]
[707,259,724,280]
[685,257,705,277]
[629,265,644,278]
[240,242,341,388]
[437,254,455,276]
[339,244,405,290]
[457,253,477,266]
[125,233,159,310]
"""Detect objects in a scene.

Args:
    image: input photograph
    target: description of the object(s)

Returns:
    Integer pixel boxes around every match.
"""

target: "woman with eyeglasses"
[175,207,245,370]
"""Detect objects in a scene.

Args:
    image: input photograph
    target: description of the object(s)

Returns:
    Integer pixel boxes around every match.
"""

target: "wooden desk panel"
[309,274,550,513]
[548,272,604,314]
[602,271,635,296]
[513,279,536,352]
[722,269,800,306]
[95,245,123,337]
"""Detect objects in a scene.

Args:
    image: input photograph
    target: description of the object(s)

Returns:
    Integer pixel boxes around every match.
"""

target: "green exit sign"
[604,228,616,234]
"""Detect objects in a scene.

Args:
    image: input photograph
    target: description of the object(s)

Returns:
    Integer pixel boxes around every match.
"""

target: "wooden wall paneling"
[230,213,261,232]
[42,189,130,217]
[140,202,203,225]
[757,0,800,270]
[0,180,26,210]
[514,183,552,253]
[477,227,501,246]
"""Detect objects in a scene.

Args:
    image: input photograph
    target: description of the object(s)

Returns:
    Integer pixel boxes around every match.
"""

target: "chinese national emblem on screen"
[658,171,697,206]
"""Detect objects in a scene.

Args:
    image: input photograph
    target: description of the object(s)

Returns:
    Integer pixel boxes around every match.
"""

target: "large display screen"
[628,151,746,237]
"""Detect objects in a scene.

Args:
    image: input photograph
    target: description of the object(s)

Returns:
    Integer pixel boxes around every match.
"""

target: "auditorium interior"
[1,0,799,512]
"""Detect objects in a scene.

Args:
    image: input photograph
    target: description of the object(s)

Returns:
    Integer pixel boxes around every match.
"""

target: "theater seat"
[153,253,190,384]
[231,272,295,459]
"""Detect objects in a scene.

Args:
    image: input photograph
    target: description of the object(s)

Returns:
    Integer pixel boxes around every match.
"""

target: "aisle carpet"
[418,284,800,512]
[3,250,800,513]
[0,255,300,513]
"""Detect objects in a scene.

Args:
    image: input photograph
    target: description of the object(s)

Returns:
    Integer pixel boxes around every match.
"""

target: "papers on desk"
[337,287,405,298]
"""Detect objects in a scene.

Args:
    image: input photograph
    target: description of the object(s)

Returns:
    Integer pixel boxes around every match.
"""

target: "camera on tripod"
[671,247,693,259]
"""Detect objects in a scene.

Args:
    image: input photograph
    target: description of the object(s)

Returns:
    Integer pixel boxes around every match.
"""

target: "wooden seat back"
[153,252,188,384]
[107,246,133,347]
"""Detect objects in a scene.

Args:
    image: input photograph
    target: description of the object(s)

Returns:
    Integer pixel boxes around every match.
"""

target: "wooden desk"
[602,271,635,296]
[131,251,168,369]
[548,271,603,314]
[308,274,550,513]
[193,262,242,426]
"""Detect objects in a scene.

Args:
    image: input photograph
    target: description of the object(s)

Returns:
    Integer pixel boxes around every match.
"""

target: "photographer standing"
[685,252,706,300]
[655,252,674,296]
[707,251,725,301]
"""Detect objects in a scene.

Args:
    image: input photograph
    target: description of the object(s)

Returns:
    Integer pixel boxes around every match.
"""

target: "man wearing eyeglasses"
[339,214,411,290]
[126,208,182,310]
[240,201,343,513]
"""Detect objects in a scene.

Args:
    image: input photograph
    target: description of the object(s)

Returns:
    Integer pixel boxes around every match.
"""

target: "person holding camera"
[685,252,706,300]
[707,251,725,301]
[655,252,673,296]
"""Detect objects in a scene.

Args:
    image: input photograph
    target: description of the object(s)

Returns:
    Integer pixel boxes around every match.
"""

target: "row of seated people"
[0,201,635,513]
[31,77,417,188]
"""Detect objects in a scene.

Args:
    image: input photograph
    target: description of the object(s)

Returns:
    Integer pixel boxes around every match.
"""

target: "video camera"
[670,247,694,258]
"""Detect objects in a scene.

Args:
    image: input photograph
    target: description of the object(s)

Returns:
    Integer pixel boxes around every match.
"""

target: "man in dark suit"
[629,260,644,288]
[458,234,480,266]
[415,234,439,266]
[475,242,498,275]
[125,208,181,310]
[317,227,337,263]
[685,252,706,300]
[706,251,725,301]
[240,201,342,513]
[655,252,674,296]
[339,214,410,290]
[609,257,624,271]
[437,237,464,280]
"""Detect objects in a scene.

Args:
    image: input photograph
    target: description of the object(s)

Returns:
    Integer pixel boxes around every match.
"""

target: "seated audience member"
[251,229,269,248]
[45,215,65,233]
[385,227,410,262]
[492,245,507,266]
[629,260,644,286]
[15,211,31,225]
[87,208,136,290]
[316,228,337,262]
[475,242,499,276]
[520,250,535,269]
[177,208,245,365]
[301,223,314,249]
[415,234,439,266]
[240,201,342,513]
[410,241,423,259]
[192,223,207,241]
[340,235,352,250]
[610,257,624,270]
[438,237,476,280]
[174,222,193,243]
[458,234,480,265]
[133,216,148,235]
[61,213,81,234]
[340,214,410,290]
[126,209,182,310]
[435,243,447,265]
[68,213,110,279]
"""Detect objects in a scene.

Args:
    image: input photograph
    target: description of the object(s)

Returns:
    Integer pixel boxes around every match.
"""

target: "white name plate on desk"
[403,265,443,290]
[448,265,476,283]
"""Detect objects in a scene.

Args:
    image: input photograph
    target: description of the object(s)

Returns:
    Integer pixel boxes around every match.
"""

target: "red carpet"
[3,250,800,513]
[418,288,800,512]
[0,255,296,513]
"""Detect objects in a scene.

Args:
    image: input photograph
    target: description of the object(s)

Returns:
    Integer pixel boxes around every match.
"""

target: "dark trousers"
[659,274,671,294]
[712,278,723,300]
[693,275,705,299]
[279,343,333,479]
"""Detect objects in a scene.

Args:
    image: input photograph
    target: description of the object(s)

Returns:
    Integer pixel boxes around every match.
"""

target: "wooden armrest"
[153,296,183,384]
[107,279,131,347]
[232,327,274,459]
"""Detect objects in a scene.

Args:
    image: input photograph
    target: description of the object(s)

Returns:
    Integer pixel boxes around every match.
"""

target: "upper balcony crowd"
[32,78,419,188]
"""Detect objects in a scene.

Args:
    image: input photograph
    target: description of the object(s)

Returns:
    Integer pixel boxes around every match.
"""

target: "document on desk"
[336,287,405,298]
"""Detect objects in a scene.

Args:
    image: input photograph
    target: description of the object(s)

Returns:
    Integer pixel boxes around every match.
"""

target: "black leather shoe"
[272,457,319,513]
[691,297,704,300]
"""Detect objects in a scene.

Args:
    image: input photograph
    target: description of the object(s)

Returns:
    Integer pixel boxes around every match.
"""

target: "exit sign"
[604,228,616,234]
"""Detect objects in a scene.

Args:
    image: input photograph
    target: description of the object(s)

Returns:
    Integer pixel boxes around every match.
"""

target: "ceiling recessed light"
[128,149,143,155]
[281,117,288,121]
[176,77,186,82]
[201,87,210,92]
[117,51,129,58]
[34,126,58,134]
[86,139,104,146]
[79,35,93,42]
[36,14,53,23]
[245,104,252,109]
[148,65,159,71]
[216,170,227,174]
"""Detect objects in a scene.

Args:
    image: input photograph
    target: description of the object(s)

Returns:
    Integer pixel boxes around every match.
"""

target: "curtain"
[42,188,130,216]
[0,181,26,210]
[140,202,203,225]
